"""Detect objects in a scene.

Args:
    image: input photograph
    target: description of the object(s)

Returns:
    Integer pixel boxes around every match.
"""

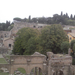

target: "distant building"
[68,33,75,42]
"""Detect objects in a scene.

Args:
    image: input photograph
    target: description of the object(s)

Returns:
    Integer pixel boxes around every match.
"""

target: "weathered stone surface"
[0,52,74,75]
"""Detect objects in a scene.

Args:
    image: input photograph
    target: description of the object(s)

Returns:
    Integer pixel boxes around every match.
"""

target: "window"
[70,37,71,40]
[9,44,11,47]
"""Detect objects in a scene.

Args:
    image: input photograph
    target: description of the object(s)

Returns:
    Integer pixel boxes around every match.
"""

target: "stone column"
[43,62,47,75]
[39,68,41,75]
[63,66,68,75]
[35,67,37,75]
[48,60,52,75]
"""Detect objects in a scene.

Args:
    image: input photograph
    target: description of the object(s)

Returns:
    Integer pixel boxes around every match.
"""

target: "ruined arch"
[30,66,43,72]
[59,70,64,75]
[52,69,64,75]
[14,67,26,75]
[11,66,27,74]
[30,67,42,75]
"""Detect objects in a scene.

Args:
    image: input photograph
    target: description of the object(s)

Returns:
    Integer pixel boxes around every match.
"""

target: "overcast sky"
[0,0,75,23]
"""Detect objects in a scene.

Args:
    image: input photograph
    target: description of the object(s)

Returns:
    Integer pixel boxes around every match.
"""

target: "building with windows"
[68,33,75,42]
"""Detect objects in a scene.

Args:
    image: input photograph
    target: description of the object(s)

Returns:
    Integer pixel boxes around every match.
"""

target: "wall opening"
[30,67,42,75]
[59,70,63,75]
[53,70,63,75]
[9,44,11,47]
[14,68,26,75]
[33,26,36,28]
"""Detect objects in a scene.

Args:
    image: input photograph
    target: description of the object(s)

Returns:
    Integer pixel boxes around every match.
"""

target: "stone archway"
[9,52,46,75]
[30,67,42,75]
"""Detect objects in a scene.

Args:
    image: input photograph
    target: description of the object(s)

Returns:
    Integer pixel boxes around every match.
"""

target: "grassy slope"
[0,58,8,64]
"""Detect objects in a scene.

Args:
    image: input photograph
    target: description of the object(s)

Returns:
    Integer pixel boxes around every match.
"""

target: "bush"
[72,58,75,65]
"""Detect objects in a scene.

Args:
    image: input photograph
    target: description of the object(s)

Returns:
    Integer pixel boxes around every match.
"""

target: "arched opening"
[33,26,36,28]
[9,44,11,47]
[30,67,42,75]
[59,70,63,75]
[14,68,26,75]
[53,72,55,75]
[53,70,63,75]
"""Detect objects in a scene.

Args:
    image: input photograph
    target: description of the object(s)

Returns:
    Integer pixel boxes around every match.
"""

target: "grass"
[0,72,9,75]
[17,68,26,74]
[6,55,10,60]
[0,58,8,64]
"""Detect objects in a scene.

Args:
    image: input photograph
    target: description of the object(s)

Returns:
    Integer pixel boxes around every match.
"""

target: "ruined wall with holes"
[47,52,74,75]
[9,52,47,75]
[10,21,48,35]
[0,52,75,75]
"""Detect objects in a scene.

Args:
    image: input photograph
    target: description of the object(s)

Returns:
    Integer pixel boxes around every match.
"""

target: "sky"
[0,0,75,23]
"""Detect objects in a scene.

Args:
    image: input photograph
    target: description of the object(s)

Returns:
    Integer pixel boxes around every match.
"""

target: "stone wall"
[0,52,74,75]
[71,65,75,75]
[11,21,48,35]
[0,47,8,54]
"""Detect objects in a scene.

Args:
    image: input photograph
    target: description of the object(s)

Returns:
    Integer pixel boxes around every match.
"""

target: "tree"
[70,40,75,50]
[28,15,31,22]
[13,27,40,55]
[61,41,69,54]
[73,43,75,54]
[70,14,73,19]
[61,11,63,16]
[13,17,22,21]
[40,24,68,54]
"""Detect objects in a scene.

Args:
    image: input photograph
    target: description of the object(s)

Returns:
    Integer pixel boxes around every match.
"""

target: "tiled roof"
[69,33,75,37]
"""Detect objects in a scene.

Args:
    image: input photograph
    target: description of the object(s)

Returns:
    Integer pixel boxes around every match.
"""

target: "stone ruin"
[0,51,74,75]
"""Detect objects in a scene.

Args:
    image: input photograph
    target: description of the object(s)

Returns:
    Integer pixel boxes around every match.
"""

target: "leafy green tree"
[70,40,75,50]
[72,58,75,65]
[61,11,63,16]
[61,41,69,54]
[40,24,68,54]
[73,43,75,54]
[70,14,73,19]
[13,27,40,55]
[13,17,22,21]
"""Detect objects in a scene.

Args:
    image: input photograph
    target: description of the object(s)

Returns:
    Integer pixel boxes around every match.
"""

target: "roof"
[68,33,75,37]
[3,37,14,41]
